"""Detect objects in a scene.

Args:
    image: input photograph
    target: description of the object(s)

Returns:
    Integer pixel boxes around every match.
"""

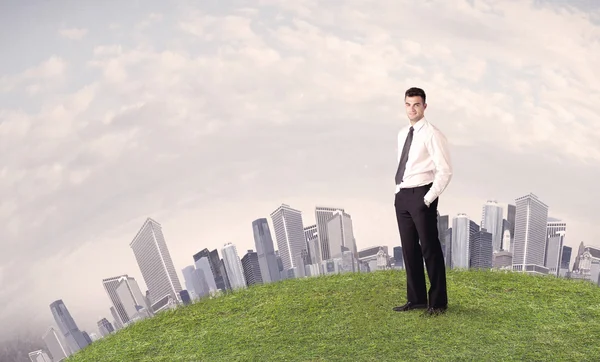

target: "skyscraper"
[469,230,493,269]
[561,245,572,270]
[252,218,280,283]
[241,250,263,286]
[512,193,549,274]
[102,275,150,325]
[221,243,247,289]
[507,204,516,236]
[270,204,306,270]
[49,300,89,353]
[304,224,318,265]
[130,218,183,309]
[437,213,449,247]
[28,350,51,362]
[193,248,227,291]
[97,318,114,337]
[326,210,356,260]
[194,257,218,293]
[545,218,567,274]
[42,327,69,361]
[481,200,504,252]
[315,206,345,261]
[452,214,480,269]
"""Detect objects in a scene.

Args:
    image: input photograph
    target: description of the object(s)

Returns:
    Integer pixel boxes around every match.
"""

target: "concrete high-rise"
[469,230,493,269]
[437,213,449,251]
[49,300,89,353]
[561,245,572,270]
[194,257,218,293]
[512,193,549,274]
[193,248,227,291]
[241,250,263,286]
[102,275,150,325]
[304,224,318,265]
[28,350,51,362]
[42,327,69,361]
[130,218,182,309]
[451,214,480,269]
[252,218,280,283]
[221,243,247,289]
[270,204,306,270]
[315,206,345,262]
[326,210,357,260]
[97,318,114,337]
[481,200,504,252]
[507,204,516,235]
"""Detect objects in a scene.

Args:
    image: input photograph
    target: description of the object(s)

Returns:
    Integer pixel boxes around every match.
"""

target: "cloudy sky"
[1,0,599,340]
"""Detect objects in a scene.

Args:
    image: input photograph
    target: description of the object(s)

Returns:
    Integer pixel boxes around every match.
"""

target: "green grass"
[69,270,600,361]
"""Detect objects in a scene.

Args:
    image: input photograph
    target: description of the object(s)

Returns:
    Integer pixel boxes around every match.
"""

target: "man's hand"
[424,198,431,208]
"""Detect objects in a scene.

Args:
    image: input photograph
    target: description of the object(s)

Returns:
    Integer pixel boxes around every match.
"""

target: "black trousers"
[394,183,448,308]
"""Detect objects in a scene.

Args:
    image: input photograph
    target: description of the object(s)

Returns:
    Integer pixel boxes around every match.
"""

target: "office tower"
[561,245,572,270]
[42,327,69,361]
[438,213,449,252]
[481,200,504,252]
[179,290,192,305]
[82,331,92,345]
[109,306,123,330]
[304,224,318,265]
[182,266,199,298]
[572,241,586,272]
[547,218,567,237]
[49,300,89,353]
[512,193,549,273]
[506,204,516,235]
[270,204,306,270]
[545,218,567,271]
[242,250,263,286]
[315,206,345,262]
[194,257,217,293]
[252,218,281,283]
[28,350,51,362]
[182,264,210,298]
[444,228,452,268]
[470,230,493,269]
[326,210,356,260]
[130,218,182,309]
[221,243,247,289]
[451,214,480,269]
[97,318,114,337]
[501,219,512,251]
[103,275,150,325]
[193,248,227,291]
[115,278,152,322]
[219,259,232,289]
[393,246,404,268]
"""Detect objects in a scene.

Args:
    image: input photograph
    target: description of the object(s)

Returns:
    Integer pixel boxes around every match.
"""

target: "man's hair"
[405,87,426,103]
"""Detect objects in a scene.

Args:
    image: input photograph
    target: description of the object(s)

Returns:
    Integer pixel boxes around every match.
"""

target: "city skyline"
[1,0,600,344]
[26,192,590,345]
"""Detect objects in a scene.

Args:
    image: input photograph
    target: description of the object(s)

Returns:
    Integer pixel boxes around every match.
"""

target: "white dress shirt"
[395,117,453,206]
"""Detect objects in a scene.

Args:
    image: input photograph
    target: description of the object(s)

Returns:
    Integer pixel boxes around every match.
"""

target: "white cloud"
[59,27,88,40]
[0,56,66,93]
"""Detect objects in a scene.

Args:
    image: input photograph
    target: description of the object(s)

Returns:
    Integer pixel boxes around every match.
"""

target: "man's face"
[405,96,427,122]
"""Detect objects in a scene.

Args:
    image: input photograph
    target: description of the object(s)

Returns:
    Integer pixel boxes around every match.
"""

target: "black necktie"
[395,126,414,185]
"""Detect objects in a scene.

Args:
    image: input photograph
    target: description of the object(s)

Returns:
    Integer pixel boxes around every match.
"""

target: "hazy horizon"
[1,0,599,342]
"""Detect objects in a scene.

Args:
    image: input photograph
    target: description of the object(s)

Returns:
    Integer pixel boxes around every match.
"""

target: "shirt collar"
[410,117,428,132]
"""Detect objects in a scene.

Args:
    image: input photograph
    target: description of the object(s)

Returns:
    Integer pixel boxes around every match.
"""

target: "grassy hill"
[68,270,600,361]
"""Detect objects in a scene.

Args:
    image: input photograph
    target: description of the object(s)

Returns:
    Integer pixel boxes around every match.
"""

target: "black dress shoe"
[392,301,428,312]
[423,305,448,316]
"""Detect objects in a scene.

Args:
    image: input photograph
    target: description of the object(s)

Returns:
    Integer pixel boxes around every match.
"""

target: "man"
[392,87,452,316]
